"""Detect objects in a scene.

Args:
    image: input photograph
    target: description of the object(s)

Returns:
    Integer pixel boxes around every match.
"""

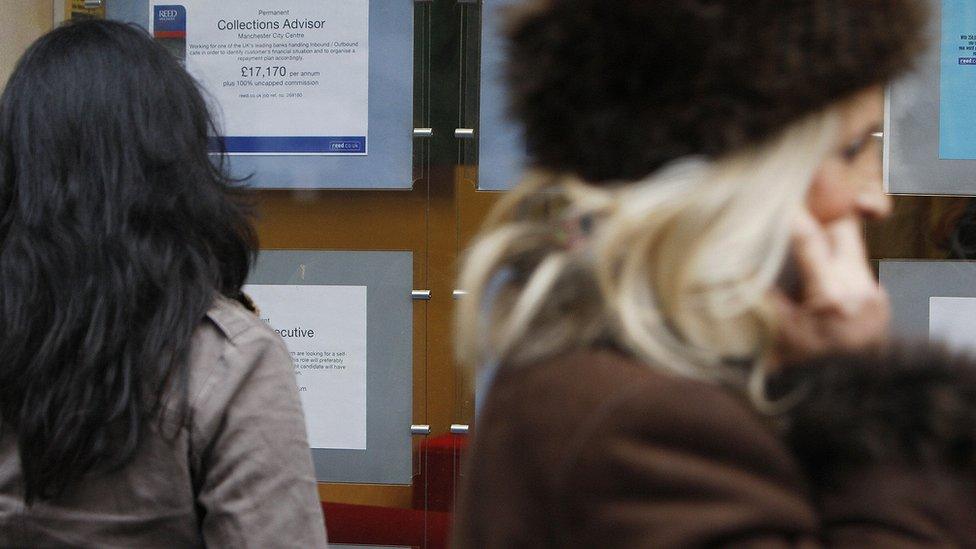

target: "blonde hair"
[457,110,839,404]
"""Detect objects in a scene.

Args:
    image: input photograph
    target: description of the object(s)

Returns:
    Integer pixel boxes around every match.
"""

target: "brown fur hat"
[505,1,928,183]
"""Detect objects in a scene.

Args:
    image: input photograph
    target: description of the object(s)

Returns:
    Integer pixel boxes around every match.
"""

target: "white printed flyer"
[929,296,976,354]
[150,0,369,155]
[244,284,368,450]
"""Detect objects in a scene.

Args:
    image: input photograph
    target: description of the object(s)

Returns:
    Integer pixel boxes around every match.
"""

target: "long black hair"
[0,20,256,503]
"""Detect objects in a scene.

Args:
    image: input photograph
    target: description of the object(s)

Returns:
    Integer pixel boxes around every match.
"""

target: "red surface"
[413,434,467,512]
[322,434,466,548]
[323,502,451,549]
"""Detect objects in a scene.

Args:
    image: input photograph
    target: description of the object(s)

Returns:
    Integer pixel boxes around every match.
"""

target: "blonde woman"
[454,1,976,546]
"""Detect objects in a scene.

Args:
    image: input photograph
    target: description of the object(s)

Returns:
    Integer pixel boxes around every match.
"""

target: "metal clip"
[453,290,468,299]
[455,128,475,139]
[413,128,433,138]
[411,289,432,301]
[83,0,103,7]
[871,131,884,139]
[411,424,431,436]
[450,424,470,435]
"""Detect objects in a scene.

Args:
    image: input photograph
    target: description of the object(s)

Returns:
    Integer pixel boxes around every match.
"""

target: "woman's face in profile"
[771,86,891,361]
[807,86,889,225]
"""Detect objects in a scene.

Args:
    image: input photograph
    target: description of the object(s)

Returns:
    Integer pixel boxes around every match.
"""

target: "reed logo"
[331,142,360,151]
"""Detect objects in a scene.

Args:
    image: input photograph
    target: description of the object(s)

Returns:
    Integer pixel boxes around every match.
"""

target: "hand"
[771,209,890,363]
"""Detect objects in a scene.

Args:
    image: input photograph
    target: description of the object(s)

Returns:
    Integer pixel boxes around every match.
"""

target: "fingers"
[788,208,832,299]
[820,218,878,312]
[823,216,867,264]
[771,284,891,363]
[789,210,877,311]
[771,209,890,362]
[770,289,817,361]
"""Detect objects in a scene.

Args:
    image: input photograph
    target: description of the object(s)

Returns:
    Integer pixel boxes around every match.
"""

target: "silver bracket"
[413,127,433,138]
[455,128,475,139]
[411,289,432,301]
[83,0,103,7]
[453,290,468,300]
[411,424,431,436]
[450,424,470,435]
[871,131,884,139]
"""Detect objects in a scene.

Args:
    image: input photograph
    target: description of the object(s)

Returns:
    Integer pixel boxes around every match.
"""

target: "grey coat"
[0,296,327,548]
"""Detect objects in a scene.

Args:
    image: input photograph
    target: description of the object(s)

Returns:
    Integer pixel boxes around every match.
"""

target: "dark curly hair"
[505,0,928,183]
[0,20,256,503]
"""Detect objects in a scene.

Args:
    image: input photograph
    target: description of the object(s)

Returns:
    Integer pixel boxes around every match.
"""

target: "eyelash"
[841,136,869,162]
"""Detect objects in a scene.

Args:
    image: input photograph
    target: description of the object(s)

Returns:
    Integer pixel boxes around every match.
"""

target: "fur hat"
[505,1,927,183]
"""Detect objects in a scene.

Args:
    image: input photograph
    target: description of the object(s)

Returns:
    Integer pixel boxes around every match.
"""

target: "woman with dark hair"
[454,1,976,546]
[0,20,326,547]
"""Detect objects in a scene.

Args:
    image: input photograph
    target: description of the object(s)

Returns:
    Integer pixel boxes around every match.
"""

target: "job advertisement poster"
[150,1,368,155]
[244,284,368,450]
[940,0,976,159]
[930,296,976,353]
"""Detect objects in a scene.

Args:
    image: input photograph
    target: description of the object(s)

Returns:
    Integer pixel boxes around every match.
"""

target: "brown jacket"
[0,296,328,548]
[453,348,976,548]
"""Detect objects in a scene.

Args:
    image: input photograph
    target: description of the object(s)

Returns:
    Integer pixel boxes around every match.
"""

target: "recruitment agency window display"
[880,261,976,355]
[246,251,413,485]
[151,1,368,155]
[243,284,368,451]
[940,0,976,160]
[478,0,526,191]
[131,0,415,189]
[887,0,976,194]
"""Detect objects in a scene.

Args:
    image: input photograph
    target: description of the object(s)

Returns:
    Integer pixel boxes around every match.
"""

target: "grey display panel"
[248,250,413,484]
[477,0,526,191]
[886,0,976,195]
[880,260,976,340]
[108,1,414,189]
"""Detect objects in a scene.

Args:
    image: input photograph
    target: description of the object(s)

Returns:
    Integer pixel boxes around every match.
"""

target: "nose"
[856,142,890,220]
